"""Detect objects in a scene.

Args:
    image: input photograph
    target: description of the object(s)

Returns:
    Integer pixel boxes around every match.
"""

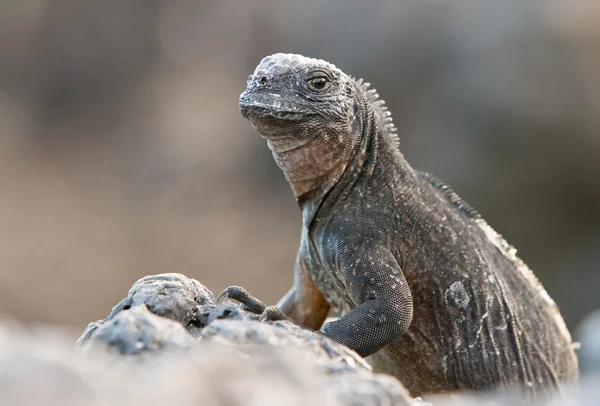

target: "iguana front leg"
[218,248,330,330]
[320,241,413,358]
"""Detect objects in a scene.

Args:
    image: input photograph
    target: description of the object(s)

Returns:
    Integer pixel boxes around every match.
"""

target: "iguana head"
[240,53,396,201]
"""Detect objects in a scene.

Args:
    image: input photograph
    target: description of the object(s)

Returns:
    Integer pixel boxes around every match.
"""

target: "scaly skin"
[221,53,579,399]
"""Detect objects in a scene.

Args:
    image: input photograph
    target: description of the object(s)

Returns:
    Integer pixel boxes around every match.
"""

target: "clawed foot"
[217,286,293,323]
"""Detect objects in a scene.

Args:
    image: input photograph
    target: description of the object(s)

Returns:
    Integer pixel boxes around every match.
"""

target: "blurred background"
[0,0,598,340]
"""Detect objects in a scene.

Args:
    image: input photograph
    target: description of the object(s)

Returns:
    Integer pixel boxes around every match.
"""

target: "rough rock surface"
[1,324,596,406]
[0,323,334,406]
[75,273,424,406]
[200,319,371,374]
[78,306,197,356]
[76,273,218,349]
[0,273,597,405]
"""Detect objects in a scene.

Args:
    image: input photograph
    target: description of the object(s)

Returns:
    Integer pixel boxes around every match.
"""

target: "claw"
[216,286,267,315]
[259,305,294,323]
[217,286,243,304]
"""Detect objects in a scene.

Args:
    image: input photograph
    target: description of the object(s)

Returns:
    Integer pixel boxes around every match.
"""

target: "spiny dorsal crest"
[354,77,400,149]
[420,172,481,219]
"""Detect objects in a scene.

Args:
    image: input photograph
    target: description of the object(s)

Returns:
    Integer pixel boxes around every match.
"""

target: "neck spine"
[354,78,400,150]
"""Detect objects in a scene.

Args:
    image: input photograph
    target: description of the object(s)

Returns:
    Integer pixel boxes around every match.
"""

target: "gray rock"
[206,301,260,324]
[0,323,96,406]
[200,318,371,374]
[2,318,427,406]
[16,271,595,405]
[328,371,427,406]
[76,274,261,350]
[3,317,596,406]
[76,273,216,351]
[106,273,216,331]
[1,321,325,406]
[78,305,198,356]
[73,273,425,405]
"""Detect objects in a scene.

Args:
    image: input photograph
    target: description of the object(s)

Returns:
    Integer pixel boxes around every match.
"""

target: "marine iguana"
[219,53,578,398]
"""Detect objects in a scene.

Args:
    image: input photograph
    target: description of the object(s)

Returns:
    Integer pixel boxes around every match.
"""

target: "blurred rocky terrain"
[0,0,598,339]
[75,273,424,406]
[1,319,420,406]
[1,272,597,405]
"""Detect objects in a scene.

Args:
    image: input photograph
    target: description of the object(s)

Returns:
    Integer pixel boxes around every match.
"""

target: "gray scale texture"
[200,319,371,375]
[77,306,198,356]
[76,272,218,348]
[4,316,599,406]
[237,53,579,399]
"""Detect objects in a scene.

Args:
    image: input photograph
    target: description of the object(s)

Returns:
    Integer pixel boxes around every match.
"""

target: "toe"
[217,286,245,303]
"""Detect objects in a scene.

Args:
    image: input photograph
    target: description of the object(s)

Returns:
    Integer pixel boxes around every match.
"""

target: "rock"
[76,273,372,372]
[0,323,98,406]
[3,317,596,406]
[78,305,198,356]
[6,272,593,405]
[76,273,220,350]
[1,318,428,406]
[206,301,260,324]
[200,319,371,374]
[73,273,424,405]
[0,320,325,406]
[106,273,217,332]
[328,371,426,406]
[76,275,259,351]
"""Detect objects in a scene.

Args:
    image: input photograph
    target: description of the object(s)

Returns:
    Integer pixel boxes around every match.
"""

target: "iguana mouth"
[239,92,314,121]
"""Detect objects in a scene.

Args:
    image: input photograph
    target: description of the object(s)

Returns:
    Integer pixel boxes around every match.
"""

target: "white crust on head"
[253,53,341,78]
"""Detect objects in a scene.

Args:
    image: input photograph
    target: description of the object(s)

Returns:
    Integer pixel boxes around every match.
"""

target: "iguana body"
[225,53,578,398]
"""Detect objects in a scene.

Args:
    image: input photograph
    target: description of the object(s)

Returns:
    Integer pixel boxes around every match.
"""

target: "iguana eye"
[309,77,328,91]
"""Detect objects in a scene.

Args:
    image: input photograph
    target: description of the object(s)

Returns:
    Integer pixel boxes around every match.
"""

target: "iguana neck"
[269,131,356,209]
[299,101,416,227]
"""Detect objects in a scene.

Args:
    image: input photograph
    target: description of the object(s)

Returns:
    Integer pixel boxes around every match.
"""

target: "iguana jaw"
[239,92,315,124]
